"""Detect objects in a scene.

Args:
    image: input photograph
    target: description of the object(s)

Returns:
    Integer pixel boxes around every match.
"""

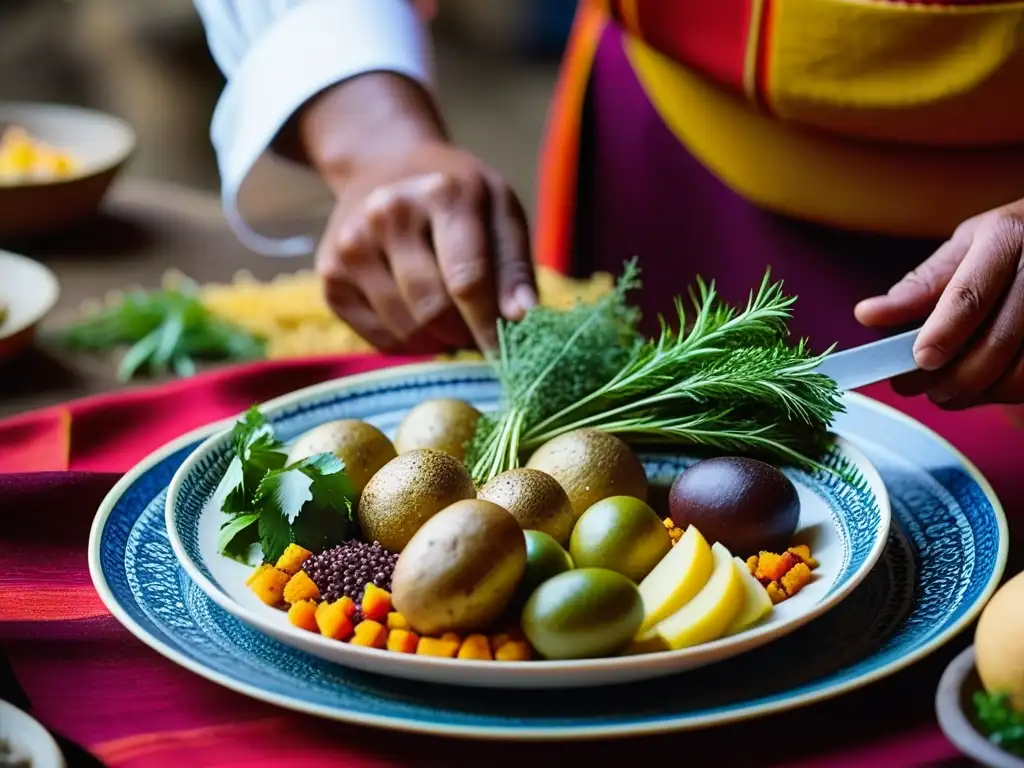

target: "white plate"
[0,701,65,768]
[0,249,59,359]
[166,361,890,689]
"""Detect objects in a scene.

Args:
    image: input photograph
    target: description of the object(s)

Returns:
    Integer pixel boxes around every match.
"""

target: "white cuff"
[211,0,434,257]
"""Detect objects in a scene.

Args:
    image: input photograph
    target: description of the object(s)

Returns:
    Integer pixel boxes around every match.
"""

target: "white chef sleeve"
[192,0,434,256]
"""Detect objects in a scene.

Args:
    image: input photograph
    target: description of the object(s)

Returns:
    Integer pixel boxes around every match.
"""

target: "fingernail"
[515,284,538,312]
[914,345,945,371]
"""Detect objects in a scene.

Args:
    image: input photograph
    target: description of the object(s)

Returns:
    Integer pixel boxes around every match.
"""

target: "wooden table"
[0,178,317,418]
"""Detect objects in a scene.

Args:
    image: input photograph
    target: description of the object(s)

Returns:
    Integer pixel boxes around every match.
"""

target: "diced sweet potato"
[275,544,314,575]
[361,584,392,623]
[781,562,812,596]
[350,620,388,649]
[283,570,320,604]
[337,595,356,618]
[756,551,798,582]
[386,629,420,654]
[495,641,531,661]
[248,566,291,606]
[787,545,819,570]
[315,600,355,640]
[745,555,759,576]
[489,633,512,653]
[416,637,460,658]
[386,612,409,630]
[457,634,493,660]
[766,581,788,605]
[246,563,272,586]
[288,600,319,632]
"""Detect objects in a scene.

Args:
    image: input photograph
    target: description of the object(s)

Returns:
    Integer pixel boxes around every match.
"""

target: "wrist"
[298,72,447,193]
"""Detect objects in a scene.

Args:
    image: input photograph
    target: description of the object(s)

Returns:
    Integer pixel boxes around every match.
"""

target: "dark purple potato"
[668,457,799,556]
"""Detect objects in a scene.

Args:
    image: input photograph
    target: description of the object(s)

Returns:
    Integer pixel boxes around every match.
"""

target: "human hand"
[315,141,536,354]
[855,201,1024,408]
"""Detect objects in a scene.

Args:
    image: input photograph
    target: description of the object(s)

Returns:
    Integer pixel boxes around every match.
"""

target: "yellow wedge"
[653,542,744,650]
[725,556,773,635]
[636,525,714,634]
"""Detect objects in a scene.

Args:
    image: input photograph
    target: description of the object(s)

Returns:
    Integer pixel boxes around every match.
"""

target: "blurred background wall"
[0,0,569,217]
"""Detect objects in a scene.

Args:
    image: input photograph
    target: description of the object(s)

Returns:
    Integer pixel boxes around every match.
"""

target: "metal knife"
[814,328,921,391]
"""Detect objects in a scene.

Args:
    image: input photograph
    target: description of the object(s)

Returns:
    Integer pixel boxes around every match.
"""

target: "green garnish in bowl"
[974,690,1024,756]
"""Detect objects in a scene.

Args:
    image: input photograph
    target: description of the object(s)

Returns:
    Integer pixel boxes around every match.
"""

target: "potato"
[394,398,481,461]
[477,468,574,545]
[975,569,1024,710]
[287,419,396,495]
[390,499,527,636]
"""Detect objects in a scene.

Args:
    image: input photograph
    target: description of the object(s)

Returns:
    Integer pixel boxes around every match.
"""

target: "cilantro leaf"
[255,467,314,525]
[257,506,293,564]
[218,513,259,564]
[974,691,1024,756]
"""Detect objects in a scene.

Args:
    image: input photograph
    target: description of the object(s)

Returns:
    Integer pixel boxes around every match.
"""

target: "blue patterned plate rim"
[87,362,1009,740]
[163,361,890,681]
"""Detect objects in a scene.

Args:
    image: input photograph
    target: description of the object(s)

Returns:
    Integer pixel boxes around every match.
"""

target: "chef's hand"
[855,200,1024,408]
[298,74,536,355]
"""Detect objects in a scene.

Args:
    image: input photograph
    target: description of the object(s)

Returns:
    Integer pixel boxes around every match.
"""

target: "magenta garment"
[571,21,943,350]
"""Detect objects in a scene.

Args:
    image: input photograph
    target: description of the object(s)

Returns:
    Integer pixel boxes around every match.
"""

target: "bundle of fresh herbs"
[217,407,357,564]
[53,278,265,382]
[466,259,844,485]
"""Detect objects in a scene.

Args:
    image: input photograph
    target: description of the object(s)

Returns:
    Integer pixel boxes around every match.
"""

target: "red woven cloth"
[1,355,1021,767]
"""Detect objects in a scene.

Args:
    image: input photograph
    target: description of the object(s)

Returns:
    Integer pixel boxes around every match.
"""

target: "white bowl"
[0,249,59,360]
[166,361,892,690]
[0,701,65,768]
[0,102,136,239]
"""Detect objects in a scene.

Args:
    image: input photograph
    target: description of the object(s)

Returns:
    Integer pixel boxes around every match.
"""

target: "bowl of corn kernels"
[0,103,136,240]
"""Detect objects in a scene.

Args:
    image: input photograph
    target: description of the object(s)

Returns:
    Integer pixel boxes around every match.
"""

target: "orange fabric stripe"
[0,408,72,472]
[0,586,109,621]
[755,0,776,111]
[534,3,607,274]
[619,0,642,35]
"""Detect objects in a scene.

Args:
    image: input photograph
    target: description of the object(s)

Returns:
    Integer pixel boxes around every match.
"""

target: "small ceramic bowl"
[0,249,60,361]
[0,700,65,768]
[936,645,1024,768]
[0,102,136,239]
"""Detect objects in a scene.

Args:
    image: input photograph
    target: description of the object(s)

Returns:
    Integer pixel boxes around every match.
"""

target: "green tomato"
[569,496,671,583]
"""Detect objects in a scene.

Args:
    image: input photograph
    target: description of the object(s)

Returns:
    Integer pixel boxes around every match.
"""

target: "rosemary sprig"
[467,261,844,485]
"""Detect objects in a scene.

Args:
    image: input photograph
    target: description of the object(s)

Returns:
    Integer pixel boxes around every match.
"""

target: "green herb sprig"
[974,691,1024,756]
[217,406,357,564]
[53,279,265,381]
[466,260,844,485]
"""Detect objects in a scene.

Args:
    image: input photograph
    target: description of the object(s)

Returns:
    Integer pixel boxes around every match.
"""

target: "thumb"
[489,181,537,321]
[854,239,966,328]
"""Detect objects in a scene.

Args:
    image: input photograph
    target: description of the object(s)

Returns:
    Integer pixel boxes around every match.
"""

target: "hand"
[316,141,535,354]
[855,200,1024,408]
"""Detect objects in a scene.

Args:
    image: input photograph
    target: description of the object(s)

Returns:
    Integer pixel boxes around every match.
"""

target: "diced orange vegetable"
[274,543,314,575]
[337,595,356,618]
[489,633,512,653]
[361,584,392,622]
[440,632,462,646]
[416,637,460,658]
[315,600,355,640]
[387,612,409,630]
[781,562,812,596]
[756,551,798,582]
[787,545,819,570]
[246,564,272,586]
[288,600,319,632]
[386,629,420,654]
[283,570,320,604]
[350,620,388,649]
[248,566,291,606]
[745,555,759,576]
[495,641,531,661]
[766,582,788,605]
[457,634,493,660]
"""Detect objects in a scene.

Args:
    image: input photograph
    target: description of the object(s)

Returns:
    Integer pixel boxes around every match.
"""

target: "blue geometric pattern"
[97,437,1001,735]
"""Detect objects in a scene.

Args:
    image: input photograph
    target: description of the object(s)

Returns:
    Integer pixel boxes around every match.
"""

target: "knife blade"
[814,328,921,391]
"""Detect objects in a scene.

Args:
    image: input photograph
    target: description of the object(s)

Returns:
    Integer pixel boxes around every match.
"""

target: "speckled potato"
[394,398,481,461]
[357,449,476,552]
[975,569,1024,711]
[391,498,527,635]
[526,428,648,519]
[286,419,397,495]
[477,468,574,545]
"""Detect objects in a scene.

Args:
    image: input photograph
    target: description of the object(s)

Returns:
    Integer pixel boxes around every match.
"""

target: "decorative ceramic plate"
[163,363,889,689]
[88,368,1007,739]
